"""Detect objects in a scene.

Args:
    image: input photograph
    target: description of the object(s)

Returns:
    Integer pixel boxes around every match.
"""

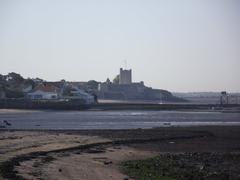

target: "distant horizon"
[1,0,240,92]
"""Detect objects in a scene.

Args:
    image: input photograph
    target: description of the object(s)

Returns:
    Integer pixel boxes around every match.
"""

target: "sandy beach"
[0,126,240,180]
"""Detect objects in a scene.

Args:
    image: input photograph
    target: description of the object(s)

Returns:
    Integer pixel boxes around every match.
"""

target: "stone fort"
[97,68,182,102]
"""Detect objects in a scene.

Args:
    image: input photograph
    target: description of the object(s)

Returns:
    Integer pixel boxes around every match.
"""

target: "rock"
[104,161,113,165]
[87,149,105,154]
[3,120,11,126]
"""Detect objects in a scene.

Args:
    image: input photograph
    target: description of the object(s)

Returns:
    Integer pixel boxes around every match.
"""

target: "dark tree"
[7,72,24,84]
[87,80,99,90]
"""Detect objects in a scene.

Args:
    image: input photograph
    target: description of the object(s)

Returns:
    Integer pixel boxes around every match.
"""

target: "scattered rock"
[3,120,11,126]
[87,149,105,154]
[163,122,171,126]
[122,152,240,180]
[113,146,122,150]
[104,161,113,165]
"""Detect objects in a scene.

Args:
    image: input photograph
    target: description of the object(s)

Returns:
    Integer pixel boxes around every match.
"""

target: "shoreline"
[1,101,240,111]
[1,126,240,179]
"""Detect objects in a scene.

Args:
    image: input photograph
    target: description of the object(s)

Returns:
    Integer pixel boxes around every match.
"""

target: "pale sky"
[0,0,240,92]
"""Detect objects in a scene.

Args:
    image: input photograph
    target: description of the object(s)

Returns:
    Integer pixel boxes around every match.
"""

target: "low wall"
[0,99,89,110]
[91,103,240,111]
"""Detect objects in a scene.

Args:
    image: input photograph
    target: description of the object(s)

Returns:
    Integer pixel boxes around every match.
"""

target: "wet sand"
[0,126,240,180]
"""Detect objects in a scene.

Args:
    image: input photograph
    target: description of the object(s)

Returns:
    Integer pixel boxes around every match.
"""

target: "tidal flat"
[0,126,240,180]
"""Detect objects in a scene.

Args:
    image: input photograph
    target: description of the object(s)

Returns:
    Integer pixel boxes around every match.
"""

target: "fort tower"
[119,68,132,84]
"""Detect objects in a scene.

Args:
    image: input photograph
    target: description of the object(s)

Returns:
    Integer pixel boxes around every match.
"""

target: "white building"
[69,88,95,104]
[27,84,58,100]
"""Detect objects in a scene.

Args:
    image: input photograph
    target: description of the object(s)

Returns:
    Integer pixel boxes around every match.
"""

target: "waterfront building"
[68,88,95,104]
[27,84,59,100]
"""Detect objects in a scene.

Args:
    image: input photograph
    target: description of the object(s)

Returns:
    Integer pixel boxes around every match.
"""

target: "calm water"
[0,110,240,129]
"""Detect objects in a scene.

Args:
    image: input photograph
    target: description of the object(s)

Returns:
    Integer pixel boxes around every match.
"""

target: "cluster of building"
[220,91,240,105]
[21,68,183,103]
[0,68,185,104]
[24,81,95,104]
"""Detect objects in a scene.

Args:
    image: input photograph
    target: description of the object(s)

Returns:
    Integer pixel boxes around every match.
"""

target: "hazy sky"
[0,0,240,92]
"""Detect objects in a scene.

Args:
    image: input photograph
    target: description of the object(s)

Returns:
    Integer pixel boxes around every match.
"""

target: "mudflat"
[0,126,240,180]
[1,109,240,129]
